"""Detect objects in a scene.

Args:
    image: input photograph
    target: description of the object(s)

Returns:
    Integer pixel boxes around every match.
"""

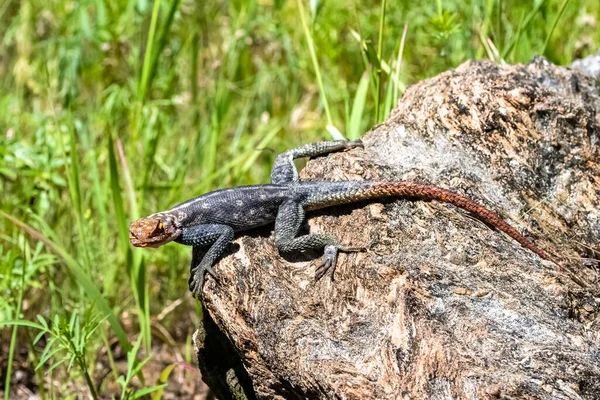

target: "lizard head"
[129,213,181,248]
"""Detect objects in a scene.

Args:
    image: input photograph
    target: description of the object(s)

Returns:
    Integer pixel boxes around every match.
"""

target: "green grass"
[0,0,598,397]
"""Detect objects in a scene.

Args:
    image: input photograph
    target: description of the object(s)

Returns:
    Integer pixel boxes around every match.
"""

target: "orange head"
[129,213,181,248]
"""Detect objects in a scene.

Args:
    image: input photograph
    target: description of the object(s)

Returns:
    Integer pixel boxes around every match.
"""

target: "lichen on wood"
[194,58,600,399]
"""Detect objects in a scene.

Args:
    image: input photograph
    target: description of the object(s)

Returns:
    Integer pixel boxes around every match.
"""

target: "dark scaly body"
[167,185,289,231]
[129,140,559,297]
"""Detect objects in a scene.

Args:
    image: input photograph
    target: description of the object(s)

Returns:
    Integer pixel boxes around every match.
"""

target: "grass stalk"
[115,138,151,352]
[541,0,571,54]
[147,0,182,90]
[138,0,162,102]
[4,243,27,400]
[392,23,408,106]
[476,0,496,58]
[296,0,342,139]
[501,0,547,60]
[375,0,387,122]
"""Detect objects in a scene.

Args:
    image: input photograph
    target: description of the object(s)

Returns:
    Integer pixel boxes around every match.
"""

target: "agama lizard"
[129,139,559,297]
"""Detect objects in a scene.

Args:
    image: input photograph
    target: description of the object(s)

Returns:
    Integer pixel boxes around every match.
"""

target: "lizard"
[129,139,560,297]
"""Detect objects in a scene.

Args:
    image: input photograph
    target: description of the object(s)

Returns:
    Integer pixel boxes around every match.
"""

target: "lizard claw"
[188,273,204,299]
[315,245,338,281]
[314,244,366,281]
[189,265,220,298]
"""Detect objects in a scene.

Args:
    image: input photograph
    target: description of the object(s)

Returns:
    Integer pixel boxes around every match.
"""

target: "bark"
[194,58,600,400]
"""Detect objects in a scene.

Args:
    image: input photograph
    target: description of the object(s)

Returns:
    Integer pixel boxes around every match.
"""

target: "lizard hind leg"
[274,199,362,281]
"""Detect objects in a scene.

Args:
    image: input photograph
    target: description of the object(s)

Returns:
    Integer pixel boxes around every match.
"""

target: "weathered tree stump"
[193,58,600,399]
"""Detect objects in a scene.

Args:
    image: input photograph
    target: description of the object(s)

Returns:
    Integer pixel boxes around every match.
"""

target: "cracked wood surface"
[194,58,600,400]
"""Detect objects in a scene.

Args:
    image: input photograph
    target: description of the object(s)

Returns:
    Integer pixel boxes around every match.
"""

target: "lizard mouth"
[129,216,180,248]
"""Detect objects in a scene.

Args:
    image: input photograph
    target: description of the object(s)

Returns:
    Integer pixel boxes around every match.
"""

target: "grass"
[0,0,598,397]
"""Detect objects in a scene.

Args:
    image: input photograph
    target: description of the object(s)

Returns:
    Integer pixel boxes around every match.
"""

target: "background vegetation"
[0,0,598,397]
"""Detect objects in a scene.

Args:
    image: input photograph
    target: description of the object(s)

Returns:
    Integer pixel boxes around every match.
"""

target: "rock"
[570,48,600,78]
[194,58,600,399]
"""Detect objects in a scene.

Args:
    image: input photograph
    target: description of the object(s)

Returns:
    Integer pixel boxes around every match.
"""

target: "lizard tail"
[308,180,560,266]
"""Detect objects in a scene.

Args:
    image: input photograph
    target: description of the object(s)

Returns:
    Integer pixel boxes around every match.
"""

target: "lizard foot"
[189,265,219,298]
[314,245,364,281]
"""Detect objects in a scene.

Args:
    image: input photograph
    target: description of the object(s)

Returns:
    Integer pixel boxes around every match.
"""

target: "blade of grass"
[296,0,343,140]
[134,0,182,207]
[501,0,547,60]
[358,38,382,122]
[191,31,200,122]
[476,0,496,59]
[0,210,132,352]
[151,363,177,400]
[4,241,28,400]
[392,23,408,107]
[115,138,151,353]
[382,69,395,119]
[131,0,162,144]
[78,119,109,253]
[138,0,162,101]
[53,118,93,275]
[350,29,405,93]
[140,108,160,204]
[496,0,504,51]
[0,320,47,330]
[146,0,182,90]
[0,0,12,21]
[487,37,502,63]
[116,138,139,221]
[479,31,502,63]
[68,122,93,271]
[351,5,378,104]
[541,0,571,55]
[348,72,369,140]
[107,133,130,258]
[375,0,387,123]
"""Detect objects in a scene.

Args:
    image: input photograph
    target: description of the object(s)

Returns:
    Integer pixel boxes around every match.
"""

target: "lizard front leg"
[175,224,234,297]
[270,139,363,184]
[274,200,361,280]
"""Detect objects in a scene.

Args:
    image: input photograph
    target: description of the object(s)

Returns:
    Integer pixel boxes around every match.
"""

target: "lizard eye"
[150,221,165,237]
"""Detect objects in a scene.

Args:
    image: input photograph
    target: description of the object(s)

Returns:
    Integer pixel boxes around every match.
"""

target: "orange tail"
[356,181,560,266]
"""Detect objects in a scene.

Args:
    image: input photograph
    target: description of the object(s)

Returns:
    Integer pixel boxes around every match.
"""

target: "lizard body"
[129,140,559,296]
